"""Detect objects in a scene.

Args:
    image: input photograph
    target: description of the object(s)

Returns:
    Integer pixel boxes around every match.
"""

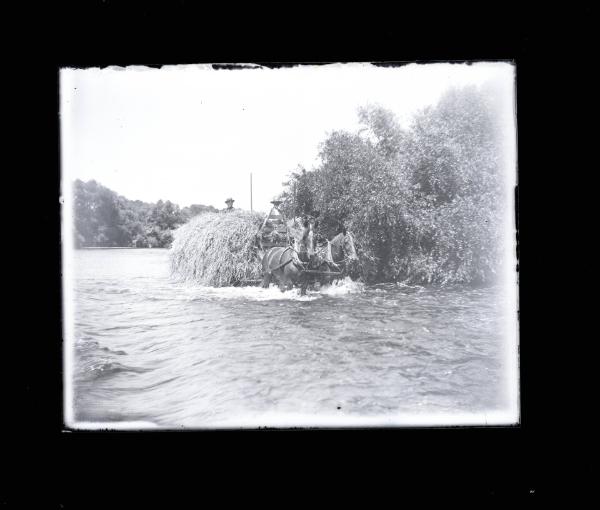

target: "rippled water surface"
[68,249,516,428]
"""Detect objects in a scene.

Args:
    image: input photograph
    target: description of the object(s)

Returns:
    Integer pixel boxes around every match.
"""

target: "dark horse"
[260,230,359,294]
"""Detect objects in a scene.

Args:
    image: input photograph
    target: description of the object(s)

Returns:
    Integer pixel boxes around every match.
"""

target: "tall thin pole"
[250,172,253,212]
[292,180,296,225]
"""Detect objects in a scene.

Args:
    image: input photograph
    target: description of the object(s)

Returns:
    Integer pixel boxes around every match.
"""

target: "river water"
[65,249,518,428]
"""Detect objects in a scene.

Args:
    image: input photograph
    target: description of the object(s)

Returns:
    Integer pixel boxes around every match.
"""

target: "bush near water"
[277,86,511,285]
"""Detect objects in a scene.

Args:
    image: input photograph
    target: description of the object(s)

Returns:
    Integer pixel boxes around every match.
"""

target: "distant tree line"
[278,86,511,285]
[73,179,217,248]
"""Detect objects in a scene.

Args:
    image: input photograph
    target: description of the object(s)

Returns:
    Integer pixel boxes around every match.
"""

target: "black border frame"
[14,2,588,502]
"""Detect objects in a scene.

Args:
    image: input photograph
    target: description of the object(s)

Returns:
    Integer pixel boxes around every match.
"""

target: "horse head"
[330,230,360,280]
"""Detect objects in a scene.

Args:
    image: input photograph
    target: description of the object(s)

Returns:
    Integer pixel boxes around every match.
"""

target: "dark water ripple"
[69,249,515,427]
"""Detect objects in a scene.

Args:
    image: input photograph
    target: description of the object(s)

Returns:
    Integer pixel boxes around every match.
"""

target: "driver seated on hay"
[223,198,235,212]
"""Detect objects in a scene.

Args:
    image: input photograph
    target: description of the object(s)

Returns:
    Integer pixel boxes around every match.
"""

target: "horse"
[260,246,305,292]
[327,230,360,281]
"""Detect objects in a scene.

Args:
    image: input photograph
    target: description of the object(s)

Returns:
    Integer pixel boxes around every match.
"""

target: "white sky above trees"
[60,62,514,212]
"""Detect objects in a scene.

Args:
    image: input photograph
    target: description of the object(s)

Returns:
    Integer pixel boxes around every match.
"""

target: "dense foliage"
[278,86,511,285]
[73,179,217,248]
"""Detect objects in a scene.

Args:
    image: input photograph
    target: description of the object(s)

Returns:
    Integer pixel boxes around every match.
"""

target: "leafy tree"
[72,180,214,248]
[278,86,508,285]
[279,166,316,220]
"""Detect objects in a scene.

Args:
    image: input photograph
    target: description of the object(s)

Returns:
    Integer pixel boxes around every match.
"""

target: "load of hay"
[170,210,265,287]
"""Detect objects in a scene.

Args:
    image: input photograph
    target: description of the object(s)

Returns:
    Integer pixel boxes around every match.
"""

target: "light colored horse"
[327,231,360,280]
[260,246,304,291]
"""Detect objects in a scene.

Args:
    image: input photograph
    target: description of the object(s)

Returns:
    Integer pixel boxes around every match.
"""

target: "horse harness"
[267,246,297,275]
[267,234,354,276]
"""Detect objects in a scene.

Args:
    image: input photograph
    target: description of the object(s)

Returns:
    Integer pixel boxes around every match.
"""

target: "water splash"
[396,281,425,291]
[319,277,365,296]
[170,277,366,302]
[176,283,319,302]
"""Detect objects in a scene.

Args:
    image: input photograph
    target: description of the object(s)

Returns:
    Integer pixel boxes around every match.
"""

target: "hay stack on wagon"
[170,210,266,287]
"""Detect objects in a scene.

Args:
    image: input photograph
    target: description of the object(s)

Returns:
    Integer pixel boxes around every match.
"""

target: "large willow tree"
[279,85,509,285]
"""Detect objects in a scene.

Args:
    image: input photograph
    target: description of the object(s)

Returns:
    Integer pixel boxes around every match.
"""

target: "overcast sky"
[60,62,514,212]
